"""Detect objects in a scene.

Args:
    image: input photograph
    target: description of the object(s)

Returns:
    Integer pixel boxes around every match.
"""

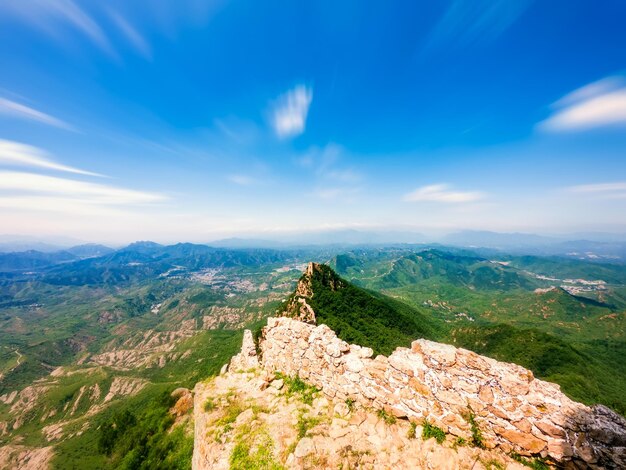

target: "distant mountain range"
[2,229,626,263]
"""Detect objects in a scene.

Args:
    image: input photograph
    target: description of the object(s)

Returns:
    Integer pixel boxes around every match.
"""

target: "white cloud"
[0,196,129,217]
[403,184,485,203]
[0,171,166,206]
[0,0,114,55]
[0,98,74,131]
[0,140,101,176]
[228,174,255,186]
[539,76,626,131]
[567,182,626,199]
[271,85,313,138]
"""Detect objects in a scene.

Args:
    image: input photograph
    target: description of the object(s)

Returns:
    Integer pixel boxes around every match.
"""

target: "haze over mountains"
[2,229,626,264]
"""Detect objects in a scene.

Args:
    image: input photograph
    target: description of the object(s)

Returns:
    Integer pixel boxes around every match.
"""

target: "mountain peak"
[281,263,348,324]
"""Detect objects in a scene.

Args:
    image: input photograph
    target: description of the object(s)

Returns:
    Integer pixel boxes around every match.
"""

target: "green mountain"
[378,249,538,291]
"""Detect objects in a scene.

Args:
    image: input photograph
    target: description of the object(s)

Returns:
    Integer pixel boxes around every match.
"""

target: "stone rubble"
[193,367,528,470]
[259,317,626,469]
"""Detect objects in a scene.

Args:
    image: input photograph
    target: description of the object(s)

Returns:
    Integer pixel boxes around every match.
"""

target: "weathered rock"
[499,428,546,454]
[229,329,259,371]
[270,379,284,390]
[294,437,315,458]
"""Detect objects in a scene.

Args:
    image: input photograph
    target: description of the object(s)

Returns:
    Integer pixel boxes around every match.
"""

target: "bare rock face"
[228,330,259,371]
[258,316,626,469]
[0,444,54,470]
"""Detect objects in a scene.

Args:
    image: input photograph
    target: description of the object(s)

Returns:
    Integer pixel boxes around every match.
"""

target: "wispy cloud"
[313,187,360,202]
[404,184,485,203]
[299,144,361,180]
[567,182,626,199]
[0,97,74,131]
[539,76,626,132]
[109,10,151,59]
[326,169,362,183]
[228,174,256,186]
[424,0,533,51]
[271,85,313,138]
[298,144,364,198]
[0,0,114,55]
[0,196,129,217]
[0,171,166,206]
[0,140,102,176]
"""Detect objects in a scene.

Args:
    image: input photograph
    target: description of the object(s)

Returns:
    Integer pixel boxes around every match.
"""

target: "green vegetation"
[203,398,216,412]
[97,391,192,470]
[421,419,446,444]
[510,452,551,470]
[447,324,626,415]
[214,395,244,429]
[376,408,397,425]
[296,409,322,439]
[464,408,485,449]
[275,372,319,405]
[482,459,506,470]
[230,424,283,470]
[453,437,467,448]
[345,398,356,412]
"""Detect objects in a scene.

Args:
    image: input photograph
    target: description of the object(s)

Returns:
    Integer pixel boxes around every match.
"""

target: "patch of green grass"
[376,408,396,425]
[510,453,551,470]
[453,436,467,448]
[482,459,506,470]
[464,408,485,449]
[275,372,319,405]
[345,398,356,412]
[422,419,446,444]
[214,396,243,428]
[230,424,283,470]
[204,398,216,412]
[251,403,270,416]
[296,409,322,439]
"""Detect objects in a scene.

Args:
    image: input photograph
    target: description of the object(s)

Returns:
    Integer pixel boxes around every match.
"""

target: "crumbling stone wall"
[229,330,259,371]
[260,317,626,469]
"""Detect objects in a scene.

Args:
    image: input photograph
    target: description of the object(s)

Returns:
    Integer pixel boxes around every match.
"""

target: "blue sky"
[0,0,625,243]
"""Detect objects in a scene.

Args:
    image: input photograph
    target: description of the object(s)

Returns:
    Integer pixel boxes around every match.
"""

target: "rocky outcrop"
[0,444,54,470]
[259,317,626,469]
[228,330,259,371]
